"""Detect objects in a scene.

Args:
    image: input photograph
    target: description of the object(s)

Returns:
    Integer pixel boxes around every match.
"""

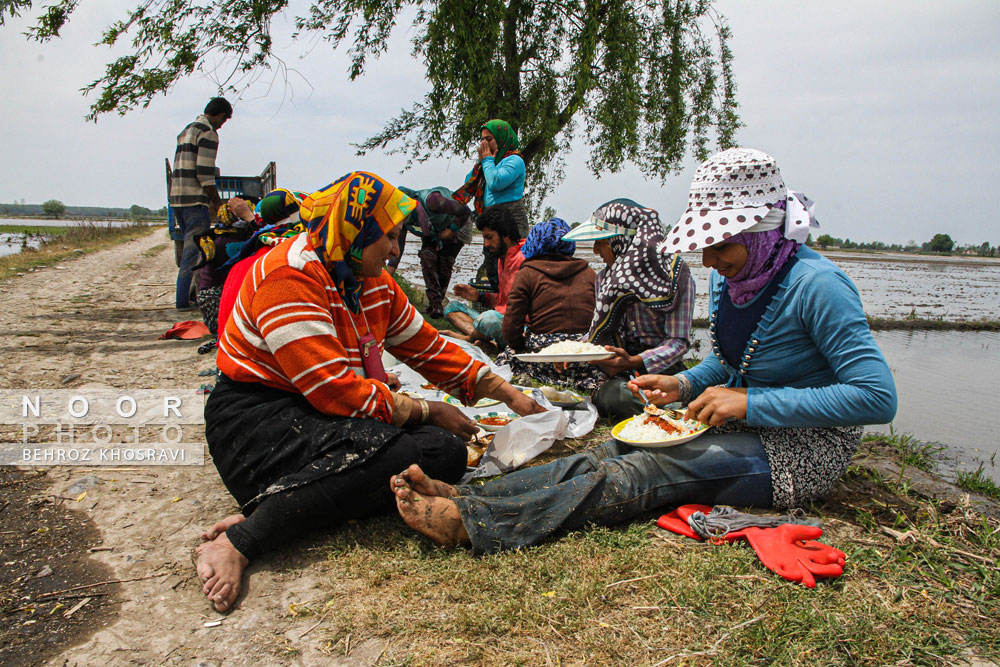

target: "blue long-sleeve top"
[467,154,525,207]
[680,245,896,428]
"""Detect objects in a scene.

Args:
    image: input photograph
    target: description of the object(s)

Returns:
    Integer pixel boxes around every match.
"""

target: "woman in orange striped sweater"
[194,172,542,612]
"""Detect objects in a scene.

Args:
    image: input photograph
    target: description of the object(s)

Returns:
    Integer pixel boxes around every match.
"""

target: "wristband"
[417,398,431,424]
[676,374,692,402]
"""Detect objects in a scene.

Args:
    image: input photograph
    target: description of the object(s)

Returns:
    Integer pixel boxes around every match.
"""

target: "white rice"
[618,414,702,442]
[536,340,608,355]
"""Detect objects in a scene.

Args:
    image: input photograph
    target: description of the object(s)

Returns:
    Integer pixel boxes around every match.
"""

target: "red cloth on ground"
[160,321,211,340]
[217,247,269,333]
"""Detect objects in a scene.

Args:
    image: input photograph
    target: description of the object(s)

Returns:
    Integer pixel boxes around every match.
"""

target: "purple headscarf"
[725,224,799,305]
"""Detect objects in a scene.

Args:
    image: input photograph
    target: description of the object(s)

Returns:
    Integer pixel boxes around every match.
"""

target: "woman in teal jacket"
[390,148,897,554]
[453,119,528,288]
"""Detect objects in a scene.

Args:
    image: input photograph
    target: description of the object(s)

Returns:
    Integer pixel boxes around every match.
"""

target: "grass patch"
[956,465,1000,500]
[0,222,161,279]
[863,428,945,472]
[294,490,999,666]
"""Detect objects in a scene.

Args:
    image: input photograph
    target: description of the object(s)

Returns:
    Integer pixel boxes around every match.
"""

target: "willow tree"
[5,0,739,208]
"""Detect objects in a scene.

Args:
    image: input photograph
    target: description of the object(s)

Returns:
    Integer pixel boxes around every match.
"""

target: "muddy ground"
[0,229,996,666]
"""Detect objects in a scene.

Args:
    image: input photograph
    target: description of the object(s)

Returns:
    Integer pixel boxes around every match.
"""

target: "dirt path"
[0,231,382,666]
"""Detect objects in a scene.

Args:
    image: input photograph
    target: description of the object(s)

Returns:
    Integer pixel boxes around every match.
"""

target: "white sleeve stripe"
[258,301,332,320]
[385,314,425,347]
[290,358,349,383]
[263,319,339,352]
[408,337,449,370]
[260,308,334,327]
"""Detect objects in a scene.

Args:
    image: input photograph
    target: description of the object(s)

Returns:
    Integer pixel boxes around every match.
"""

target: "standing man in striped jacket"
[170,97,232,308]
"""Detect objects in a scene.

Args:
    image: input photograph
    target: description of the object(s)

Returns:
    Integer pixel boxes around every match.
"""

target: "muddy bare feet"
[193,533,248,612]
[201,513,245,541]
[393,477,469,548]
[392,464,459,498]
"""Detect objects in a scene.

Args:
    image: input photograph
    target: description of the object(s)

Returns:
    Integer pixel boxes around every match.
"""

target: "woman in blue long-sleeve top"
[390,148,897,554]
[453,119,528,288]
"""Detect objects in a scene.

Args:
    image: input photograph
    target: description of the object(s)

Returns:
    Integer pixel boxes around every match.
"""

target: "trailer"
[164,159,277,260]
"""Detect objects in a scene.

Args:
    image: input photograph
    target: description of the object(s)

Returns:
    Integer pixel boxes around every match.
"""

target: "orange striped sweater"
[217,233,487,422]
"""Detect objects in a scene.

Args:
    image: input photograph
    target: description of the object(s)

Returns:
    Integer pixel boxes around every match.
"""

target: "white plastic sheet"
[383,338,598,482]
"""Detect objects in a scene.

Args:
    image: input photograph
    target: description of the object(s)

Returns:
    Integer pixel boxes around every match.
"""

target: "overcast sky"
[1,1,997,246]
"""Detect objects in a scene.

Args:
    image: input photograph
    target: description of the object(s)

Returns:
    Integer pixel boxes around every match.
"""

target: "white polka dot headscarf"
[586,202,689,345]
[662,148,818,253]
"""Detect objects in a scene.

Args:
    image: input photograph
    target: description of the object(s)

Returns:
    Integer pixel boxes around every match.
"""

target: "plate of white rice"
[612,412,710,448]
[514,340,614,363]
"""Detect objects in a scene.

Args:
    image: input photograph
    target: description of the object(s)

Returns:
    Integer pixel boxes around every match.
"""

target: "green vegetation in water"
[956,465,1000,500]
[863,428,946,473]
[1,221,161,279]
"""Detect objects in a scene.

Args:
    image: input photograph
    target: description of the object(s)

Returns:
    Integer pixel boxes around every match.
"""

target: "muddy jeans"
[454,433,773,555]
[419,240,463,315]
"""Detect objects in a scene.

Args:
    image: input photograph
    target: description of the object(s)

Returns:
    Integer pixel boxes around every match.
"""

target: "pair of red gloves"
[656,504,845,588]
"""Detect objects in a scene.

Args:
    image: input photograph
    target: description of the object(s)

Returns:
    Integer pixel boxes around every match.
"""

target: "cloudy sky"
[1,1,997,246]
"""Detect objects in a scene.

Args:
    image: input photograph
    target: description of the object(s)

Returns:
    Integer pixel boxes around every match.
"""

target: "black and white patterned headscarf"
[586,201,687,345]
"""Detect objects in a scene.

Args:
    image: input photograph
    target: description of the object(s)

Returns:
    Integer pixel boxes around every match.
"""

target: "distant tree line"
[808,232,997,257]
[1,201,167,220]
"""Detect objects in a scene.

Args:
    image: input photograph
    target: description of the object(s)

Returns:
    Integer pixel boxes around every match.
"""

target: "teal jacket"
[680,246,897,428]
[468,154,525,206]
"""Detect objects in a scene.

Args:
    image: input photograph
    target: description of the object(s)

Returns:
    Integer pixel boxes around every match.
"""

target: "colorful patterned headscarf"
[452,119,522,214]
[522,217,575,260]
[587,202,688,345]
[299,172,416,312]
[256,188,307,225]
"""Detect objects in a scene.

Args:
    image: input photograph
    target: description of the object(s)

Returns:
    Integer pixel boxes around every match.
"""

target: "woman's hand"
[477,139,496,160]
[228,197,254,222]
[503,390,546,416]
[685,387,747,426]
[627,375,680,406]
[427,401,479,441]
[385,373,401,391]
[591,346,641,376]
[453,283,479,301]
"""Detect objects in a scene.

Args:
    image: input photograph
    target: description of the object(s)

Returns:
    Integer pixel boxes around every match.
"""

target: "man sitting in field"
[440,206,525,350]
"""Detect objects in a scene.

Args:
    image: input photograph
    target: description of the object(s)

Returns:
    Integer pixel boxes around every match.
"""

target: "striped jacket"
[169,114,219,208]
[217,233,488,423]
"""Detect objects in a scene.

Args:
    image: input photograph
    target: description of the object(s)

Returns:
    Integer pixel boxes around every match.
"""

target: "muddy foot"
[201,514,245,541]
[193,533,248,612]
[392,464,459,498]
[393,476,469,548]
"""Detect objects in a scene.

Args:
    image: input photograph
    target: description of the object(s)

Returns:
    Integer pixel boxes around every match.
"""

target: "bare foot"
[439,329,470,341]
[193,533,248,612]
[393,476,470,548]
[391,464,459,498]
[201,514,245,541]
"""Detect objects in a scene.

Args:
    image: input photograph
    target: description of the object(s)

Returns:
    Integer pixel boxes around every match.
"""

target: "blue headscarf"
[522,217,575,260]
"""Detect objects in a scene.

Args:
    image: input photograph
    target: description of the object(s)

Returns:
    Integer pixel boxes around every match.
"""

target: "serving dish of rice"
[514,340,614,363]
[612,410,709,448]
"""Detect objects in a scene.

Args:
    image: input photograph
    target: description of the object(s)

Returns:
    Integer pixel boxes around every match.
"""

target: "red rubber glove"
[742,525,846,588]
[656,505,712,540]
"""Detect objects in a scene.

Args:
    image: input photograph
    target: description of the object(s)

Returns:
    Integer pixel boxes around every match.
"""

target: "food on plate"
[535,340,609,355]
[540,386,583,404]
[397,389,423,398]
[478,416,513,427]
[474,412,520,431]
[618,411,705,443]
[420,383,440,391]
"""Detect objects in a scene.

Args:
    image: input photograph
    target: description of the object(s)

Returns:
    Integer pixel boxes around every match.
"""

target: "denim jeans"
[174,205,211,308]
[454,431,773,554]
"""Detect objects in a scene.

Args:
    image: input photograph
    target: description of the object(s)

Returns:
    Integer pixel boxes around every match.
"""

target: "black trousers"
[205,375,467,560]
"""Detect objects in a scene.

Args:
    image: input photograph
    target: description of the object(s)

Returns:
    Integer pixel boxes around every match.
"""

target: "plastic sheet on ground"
[383,338,598,482]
